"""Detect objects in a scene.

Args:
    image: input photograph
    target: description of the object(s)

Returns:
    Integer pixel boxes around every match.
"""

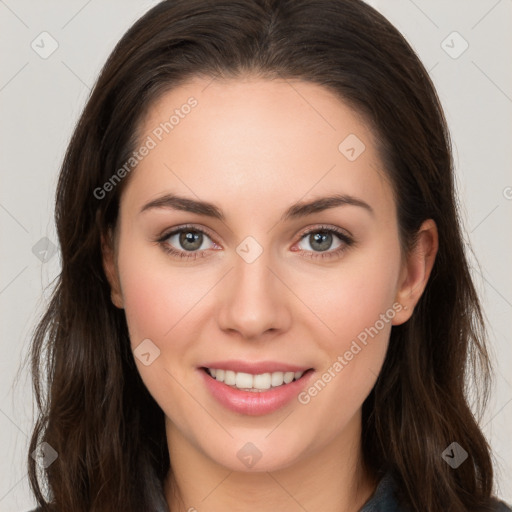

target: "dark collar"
[359,472,401,512]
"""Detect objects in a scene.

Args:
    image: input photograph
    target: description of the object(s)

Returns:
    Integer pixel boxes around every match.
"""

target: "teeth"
[207,368,305,391]
[236,372,255,389]
[225,370,236,385]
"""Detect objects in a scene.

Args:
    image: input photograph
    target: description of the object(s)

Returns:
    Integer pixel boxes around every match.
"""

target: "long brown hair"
[24,1,502,510]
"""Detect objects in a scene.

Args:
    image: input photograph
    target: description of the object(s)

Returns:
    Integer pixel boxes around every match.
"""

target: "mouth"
[199,365,316,415]
[200,366,314,393]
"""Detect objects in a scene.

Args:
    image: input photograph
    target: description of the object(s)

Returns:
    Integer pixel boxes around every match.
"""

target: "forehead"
[121,77,393,221]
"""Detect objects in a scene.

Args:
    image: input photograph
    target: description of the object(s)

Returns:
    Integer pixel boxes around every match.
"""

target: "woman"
[25,0,511,511]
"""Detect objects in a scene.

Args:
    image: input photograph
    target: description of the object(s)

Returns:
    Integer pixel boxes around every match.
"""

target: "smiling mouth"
[201,367,314,392]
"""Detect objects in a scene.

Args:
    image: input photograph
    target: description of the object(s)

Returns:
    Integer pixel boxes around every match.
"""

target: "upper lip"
[200,360,313,374]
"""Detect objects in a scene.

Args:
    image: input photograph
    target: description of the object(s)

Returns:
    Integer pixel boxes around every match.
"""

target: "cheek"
[300,239,401,405]
[115,241,212,407]
[313,241,401,346]
[119,262,172,345]
[115,238,202,351]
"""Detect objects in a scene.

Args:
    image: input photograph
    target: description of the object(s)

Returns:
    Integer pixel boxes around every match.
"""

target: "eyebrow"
[140,192,374,221]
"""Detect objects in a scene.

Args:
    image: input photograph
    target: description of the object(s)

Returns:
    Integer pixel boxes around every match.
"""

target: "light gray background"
[1,1,510,510]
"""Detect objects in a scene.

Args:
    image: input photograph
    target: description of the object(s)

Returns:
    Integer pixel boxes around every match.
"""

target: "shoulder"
[359,472,512,512]
[24,493,512,512]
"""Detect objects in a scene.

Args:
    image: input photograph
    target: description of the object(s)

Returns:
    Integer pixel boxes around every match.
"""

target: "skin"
[103,76,438,512]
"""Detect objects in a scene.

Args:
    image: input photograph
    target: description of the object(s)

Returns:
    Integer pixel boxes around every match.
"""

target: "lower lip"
[199,368,315,416]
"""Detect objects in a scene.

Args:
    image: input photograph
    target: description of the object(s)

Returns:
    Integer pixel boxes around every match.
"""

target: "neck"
[163,410,378,512]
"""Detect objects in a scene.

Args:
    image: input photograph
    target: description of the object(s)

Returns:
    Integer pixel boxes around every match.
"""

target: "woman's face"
[104,77,423,472]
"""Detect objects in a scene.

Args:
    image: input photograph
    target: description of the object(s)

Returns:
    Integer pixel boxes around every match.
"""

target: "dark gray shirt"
[26,471,512,511]
[359,472,512,512]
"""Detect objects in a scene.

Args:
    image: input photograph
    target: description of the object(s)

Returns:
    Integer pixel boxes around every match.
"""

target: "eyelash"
[156,223,354,261]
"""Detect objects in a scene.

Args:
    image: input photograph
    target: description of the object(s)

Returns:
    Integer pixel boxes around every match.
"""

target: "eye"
[157,224,354,261]
[157,225,218,260]
[294,225,354,260]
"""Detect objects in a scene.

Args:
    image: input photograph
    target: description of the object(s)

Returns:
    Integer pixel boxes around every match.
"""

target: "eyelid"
[157,223,220,245]
[296,223,353,241]
[158,223,353,244]
[157,223,354,260]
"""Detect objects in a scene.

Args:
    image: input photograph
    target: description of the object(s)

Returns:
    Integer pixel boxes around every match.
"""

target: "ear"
[392,219,438,325]
[101,228,124,309]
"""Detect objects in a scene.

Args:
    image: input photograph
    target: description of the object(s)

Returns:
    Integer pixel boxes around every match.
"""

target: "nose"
[216,246,292,340]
